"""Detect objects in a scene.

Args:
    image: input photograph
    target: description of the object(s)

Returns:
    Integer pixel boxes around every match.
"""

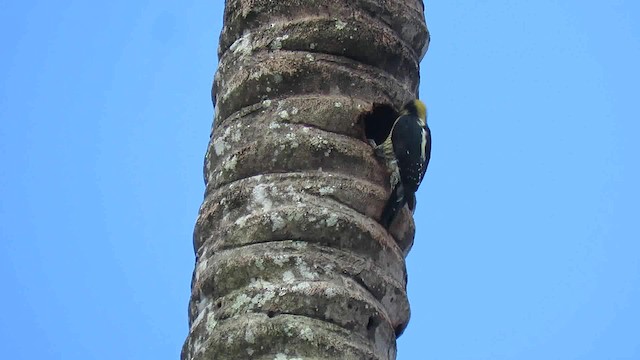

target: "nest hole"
[360,103,399,146]
[366,315,381,339]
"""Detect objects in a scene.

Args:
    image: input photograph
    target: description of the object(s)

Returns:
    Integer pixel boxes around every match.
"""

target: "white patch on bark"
[272,254,288,266]
[192,296,213,329]
[310,135,329,148]
[235,214,250,226]
[271,213,285,231]
[250,286,275,307]
[324,286,338,297]
[192,338,204,356]
[323,262,335,272]
[252,184,273,211]
[230,32,253,56]
[270,34,289,50]
[213,126,234,156]
[287,210,304,222]
[295,258,318,280]
[196,294,210,315]
[319,186,335,195]
[245,326,256,343]
[292,281,311,292]
[195,257,208,281]
[232,128,242,142]
[335,19,347,30]
[325,213,339,227]
[299,327,314,341]
[205,311,217,334]
[231,294,251,310]
[223,155,238,171]
[213,138,227,156]
[282,270,295,284]
[285,133,298,148]
[292,241,307,249]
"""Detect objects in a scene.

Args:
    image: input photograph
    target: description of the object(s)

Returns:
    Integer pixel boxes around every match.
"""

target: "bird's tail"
[380,183,407,228]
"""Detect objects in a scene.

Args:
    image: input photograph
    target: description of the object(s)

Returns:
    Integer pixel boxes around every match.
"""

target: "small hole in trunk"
[360,103,398,146]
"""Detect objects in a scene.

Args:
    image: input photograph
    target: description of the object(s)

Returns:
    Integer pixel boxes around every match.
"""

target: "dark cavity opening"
[366,315,381,339]
[360,103,399,146]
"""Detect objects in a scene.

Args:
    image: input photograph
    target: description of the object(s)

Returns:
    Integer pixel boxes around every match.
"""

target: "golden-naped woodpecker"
[377,100,431,228]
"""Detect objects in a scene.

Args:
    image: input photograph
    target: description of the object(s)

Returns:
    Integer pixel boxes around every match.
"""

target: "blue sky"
[1,1,638,359]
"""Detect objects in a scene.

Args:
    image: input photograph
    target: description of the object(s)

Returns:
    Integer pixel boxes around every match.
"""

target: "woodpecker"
[376,99,431,228]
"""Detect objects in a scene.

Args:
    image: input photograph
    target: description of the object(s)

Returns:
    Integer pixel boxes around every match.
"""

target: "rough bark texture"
[183,1,429,359]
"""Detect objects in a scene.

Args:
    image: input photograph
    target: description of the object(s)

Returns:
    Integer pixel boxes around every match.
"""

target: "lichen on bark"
[183,1,429,359]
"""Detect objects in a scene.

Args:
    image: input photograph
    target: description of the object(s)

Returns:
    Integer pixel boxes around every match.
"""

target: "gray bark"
[183,1,429,359]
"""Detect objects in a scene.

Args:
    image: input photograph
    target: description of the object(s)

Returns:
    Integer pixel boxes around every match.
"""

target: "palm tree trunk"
[182,1,429,359]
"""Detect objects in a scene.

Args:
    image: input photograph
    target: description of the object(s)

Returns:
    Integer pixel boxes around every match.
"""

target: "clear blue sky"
[1,1,639,359]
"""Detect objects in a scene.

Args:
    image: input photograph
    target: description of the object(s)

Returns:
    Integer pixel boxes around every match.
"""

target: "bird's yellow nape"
[413,99,427,121]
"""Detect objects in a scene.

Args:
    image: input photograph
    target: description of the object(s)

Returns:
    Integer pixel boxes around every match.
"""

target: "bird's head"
[401,99,427,124]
